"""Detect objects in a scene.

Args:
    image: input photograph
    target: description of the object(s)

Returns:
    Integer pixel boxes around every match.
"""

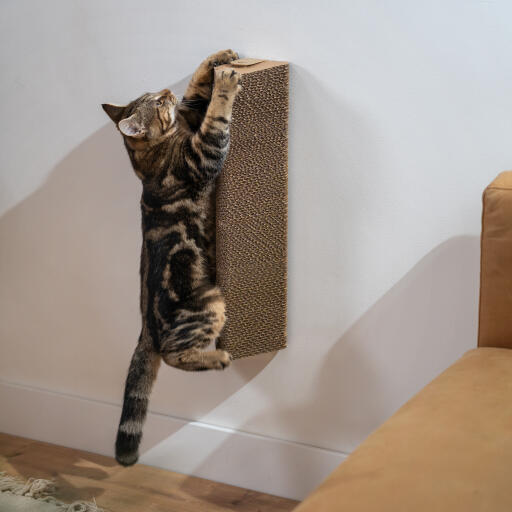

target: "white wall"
[1,0,511,500]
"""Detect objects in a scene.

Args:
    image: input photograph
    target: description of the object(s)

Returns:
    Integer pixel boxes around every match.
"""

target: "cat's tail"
[115,342,161,466]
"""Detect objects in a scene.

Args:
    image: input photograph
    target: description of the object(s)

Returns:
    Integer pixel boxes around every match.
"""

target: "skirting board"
[0,380,346,501]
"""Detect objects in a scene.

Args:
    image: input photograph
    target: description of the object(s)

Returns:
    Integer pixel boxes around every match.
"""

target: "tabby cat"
[102,49,241,466]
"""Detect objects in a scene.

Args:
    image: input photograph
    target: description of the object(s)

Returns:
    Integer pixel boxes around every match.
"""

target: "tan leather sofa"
[296,172,512,511]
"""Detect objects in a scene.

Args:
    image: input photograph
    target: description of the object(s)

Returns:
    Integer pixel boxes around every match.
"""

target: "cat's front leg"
[183,49,238,104]
[185,68,241,183]
[207,68,241,119]
[179,50,238,132]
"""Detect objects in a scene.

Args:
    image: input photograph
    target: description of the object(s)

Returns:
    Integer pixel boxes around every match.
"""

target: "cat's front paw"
[207,49,239,68]
[214,68,242,95]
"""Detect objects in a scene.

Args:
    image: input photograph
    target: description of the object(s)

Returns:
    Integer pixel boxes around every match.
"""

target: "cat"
[102,49,241,466]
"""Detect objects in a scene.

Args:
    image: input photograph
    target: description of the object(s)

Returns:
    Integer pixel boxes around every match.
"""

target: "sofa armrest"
[479,171,512,348]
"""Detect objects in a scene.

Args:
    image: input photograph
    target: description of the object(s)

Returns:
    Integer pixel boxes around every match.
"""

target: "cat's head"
[102,89,179,143]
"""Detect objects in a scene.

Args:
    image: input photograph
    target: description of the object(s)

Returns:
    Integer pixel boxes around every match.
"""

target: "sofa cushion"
[479,171,512,349]
[295,348,512,511]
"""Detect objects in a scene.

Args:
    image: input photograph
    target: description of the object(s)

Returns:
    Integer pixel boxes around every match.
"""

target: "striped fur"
[102,50,241,466]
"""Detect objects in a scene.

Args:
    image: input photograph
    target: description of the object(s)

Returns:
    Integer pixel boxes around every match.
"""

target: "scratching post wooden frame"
[215,59,289,359]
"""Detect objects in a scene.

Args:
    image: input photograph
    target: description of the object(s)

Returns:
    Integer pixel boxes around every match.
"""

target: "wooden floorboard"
[0,433,298,512]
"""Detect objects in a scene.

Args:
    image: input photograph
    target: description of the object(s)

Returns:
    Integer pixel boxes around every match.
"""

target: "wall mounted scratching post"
[216,59,289,359]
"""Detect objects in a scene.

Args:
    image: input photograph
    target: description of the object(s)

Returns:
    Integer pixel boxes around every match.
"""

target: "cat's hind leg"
[163,347,231,371]
[160,285,231,371]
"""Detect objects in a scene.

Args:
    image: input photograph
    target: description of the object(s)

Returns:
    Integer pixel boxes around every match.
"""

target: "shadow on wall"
[140,235,480,501]
[0,75,275,455]
[310,234,480,450]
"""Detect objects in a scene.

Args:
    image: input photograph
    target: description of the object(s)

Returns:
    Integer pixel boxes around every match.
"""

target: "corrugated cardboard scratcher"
[215,59,289,359]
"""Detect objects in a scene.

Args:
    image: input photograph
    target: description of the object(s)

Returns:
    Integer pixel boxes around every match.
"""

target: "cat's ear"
[101,103,126,124]
[118,114,146,138]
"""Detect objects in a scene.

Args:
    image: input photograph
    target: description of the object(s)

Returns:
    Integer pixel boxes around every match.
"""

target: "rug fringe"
[0,472,104,511]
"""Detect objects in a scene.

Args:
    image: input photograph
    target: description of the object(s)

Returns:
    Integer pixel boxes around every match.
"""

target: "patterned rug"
[0,473,103,511]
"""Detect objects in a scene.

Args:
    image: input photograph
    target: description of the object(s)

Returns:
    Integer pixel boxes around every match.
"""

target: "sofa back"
[479,171,512,348]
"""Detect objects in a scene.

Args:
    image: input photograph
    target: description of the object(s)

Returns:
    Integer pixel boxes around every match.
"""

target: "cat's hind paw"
[211,349,232,369]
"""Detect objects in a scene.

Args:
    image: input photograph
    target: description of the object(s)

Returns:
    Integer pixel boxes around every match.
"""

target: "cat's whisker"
[180,99,204,108]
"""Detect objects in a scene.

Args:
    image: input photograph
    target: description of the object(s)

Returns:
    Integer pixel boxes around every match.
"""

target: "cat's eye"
[156,98,164,107]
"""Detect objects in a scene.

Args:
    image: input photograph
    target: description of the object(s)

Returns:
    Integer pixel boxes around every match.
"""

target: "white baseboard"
[0,379,346,500]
